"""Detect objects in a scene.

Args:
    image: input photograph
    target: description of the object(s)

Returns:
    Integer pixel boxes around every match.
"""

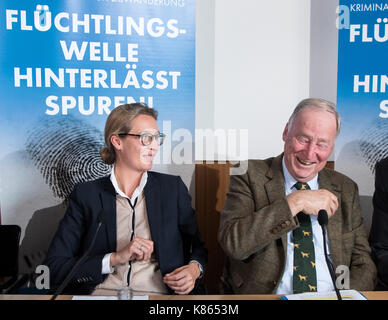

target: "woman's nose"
[149,137,159,150]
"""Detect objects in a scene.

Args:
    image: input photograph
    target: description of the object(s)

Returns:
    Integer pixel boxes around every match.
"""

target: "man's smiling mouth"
[296,158,315,166]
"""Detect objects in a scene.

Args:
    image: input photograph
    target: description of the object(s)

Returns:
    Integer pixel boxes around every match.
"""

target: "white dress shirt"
[275,158,334,294]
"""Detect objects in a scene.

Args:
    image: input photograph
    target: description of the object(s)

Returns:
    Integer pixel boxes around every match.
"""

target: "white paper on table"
[281,289,367,300]
[72,295,149,300]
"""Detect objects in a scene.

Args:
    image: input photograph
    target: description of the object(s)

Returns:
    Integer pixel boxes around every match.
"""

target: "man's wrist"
[286,192,303,216]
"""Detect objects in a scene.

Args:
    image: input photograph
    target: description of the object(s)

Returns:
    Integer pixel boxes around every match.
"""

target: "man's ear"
[110,134,122,151]
[282,123,289,142]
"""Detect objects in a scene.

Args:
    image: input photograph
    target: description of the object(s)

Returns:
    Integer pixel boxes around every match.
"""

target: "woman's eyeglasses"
[118,132,166,146]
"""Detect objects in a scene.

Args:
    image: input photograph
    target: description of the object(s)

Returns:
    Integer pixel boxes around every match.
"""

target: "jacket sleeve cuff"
[102,253,114,274]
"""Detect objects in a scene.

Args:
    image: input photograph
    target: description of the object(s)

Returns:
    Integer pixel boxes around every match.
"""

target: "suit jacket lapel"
[264,154,288,254]
[144,172,162,262]
[100,176,117,253]
[318,168,342,269]
[265,154,286,204]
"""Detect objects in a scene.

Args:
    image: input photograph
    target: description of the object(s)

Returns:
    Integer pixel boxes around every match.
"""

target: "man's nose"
[305,143,316,159]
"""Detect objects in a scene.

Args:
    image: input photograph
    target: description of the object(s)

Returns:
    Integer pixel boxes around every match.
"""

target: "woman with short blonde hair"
[45,103,207,296]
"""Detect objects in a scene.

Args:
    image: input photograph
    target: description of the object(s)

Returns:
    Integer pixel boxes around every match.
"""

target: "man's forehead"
[289,108,337,138]
[293,108,336,126]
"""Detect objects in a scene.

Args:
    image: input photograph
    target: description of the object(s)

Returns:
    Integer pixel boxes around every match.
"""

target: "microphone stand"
[50,210,104,300]
[318,210,342,301]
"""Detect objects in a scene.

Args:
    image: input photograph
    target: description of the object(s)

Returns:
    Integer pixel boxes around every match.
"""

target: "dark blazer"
[369,157,388,290]
[218,154,376,294]
[44,171,207,294]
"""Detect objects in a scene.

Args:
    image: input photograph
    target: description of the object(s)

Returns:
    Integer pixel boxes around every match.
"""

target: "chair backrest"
[0,225,21,277]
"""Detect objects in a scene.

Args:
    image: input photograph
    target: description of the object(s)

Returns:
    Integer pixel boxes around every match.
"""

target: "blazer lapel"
[264,154,286,204]
[144,172,162,261]
[264,154,288,254]
[318,168,342,269]
[100,176,117,253]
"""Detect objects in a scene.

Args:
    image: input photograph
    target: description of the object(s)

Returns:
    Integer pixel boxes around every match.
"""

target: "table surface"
[1,291,388,300]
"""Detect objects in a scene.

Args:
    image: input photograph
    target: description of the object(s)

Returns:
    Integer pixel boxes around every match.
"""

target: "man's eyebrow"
[317,137,331,143]
[296,134,313,139]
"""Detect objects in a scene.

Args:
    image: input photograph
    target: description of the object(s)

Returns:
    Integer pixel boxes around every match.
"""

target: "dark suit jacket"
[218,154,376,294]
[44,171,207,294]
[369,157,388,290]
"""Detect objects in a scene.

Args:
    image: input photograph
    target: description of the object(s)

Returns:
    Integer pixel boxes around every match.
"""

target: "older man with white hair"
[218,98,376,294]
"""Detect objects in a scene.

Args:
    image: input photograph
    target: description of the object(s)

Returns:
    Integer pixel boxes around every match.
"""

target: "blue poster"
[0,0,195,259]
[336,0,388,196]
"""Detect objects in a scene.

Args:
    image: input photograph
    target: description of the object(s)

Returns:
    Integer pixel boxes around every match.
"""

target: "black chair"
[0,225,29,293]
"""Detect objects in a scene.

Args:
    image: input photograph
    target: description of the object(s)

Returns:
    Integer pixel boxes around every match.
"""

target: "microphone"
[318,209,342,300]
[50,209,105,300]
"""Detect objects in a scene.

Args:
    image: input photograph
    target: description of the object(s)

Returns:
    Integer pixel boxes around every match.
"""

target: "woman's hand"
[163,262,201,295]
[110,237,154,267]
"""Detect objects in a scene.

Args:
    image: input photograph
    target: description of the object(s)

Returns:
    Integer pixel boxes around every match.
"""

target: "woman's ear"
[110,134,122,152]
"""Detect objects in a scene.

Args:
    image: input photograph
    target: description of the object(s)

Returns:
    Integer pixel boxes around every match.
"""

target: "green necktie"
[292,182,317,294]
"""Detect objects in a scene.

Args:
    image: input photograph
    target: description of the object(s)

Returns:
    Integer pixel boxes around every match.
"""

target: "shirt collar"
[110,164,148,203]
[282,156,319,194]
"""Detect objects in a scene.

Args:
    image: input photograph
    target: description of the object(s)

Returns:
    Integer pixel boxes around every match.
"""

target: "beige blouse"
[92,192,168,295]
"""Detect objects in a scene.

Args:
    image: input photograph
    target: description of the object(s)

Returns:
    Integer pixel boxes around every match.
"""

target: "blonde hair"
[100,103,158,165]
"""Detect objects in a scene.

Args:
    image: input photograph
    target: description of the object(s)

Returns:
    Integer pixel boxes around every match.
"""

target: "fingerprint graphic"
[25,115,111,199]
[359,117,388,173]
